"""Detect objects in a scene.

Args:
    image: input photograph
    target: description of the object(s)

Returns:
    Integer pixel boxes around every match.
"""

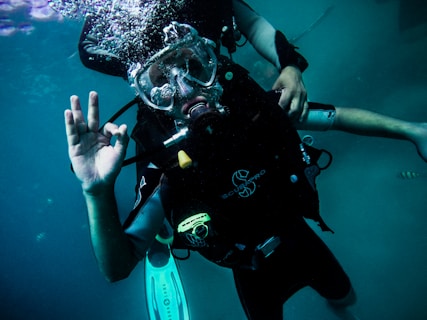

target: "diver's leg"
[300,217,358,319]
[326,286,359,320]
[327,285,357,307]
[303,228,354,305]
[232,216,333,319]
[233,267,285,320]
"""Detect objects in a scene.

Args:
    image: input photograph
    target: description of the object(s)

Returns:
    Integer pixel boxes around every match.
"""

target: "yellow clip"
[178,150,192,169]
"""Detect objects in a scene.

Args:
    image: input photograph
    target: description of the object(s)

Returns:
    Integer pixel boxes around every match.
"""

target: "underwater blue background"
[1,0,427,319]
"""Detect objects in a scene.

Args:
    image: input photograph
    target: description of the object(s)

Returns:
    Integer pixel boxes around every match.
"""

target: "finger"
[299,101,310,123]
[64,109,79,146]
[102,122,119,139]
[70,94,88,134]
[287,98,302,120]
[70,95,85,125]
[87,91,99,132]
[272,81,281,90]
[113,124,129,158]
[278,89,291,110]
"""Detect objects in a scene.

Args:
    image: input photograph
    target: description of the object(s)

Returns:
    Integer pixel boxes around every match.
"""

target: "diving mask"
[131,22,223,121]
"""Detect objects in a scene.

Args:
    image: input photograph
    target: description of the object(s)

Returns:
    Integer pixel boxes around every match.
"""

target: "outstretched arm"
[65,91,137,281]
[331,107,427,162]
[297,105,427,162]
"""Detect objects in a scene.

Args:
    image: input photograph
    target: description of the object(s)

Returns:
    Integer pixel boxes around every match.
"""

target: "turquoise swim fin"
[145,227,190,319]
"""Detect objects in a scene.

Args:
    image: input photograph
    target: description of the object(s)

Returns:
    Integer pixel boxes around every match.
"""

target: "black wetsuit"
[233,216,351,319]
[126,58,352,320]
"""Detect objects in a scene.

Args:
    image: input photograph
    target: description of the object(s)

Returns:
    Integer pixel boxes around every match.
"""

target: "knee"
[327,285,357,308]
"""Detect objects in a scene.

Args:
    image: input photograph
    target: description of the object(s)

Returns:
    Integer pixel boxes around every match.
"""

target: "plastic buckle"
[255,236,281,258]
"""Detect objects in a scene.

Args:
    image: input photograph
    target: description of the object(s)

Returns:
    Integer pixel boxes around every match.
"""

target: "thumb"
[272,78,283,90]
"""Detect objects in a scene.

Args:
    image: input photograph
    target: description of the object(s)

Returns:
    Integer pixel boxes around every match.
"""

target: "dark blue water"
[1,0,427,319]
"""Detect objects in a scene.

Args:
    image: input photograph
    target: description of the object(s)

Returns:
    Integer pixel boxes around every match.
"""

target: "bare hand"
[64,91,129,193]
[272,65,309,122]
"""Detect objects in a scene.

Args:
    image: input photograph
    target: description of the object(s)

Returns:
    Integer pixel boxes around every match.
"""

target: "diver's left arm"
[233,0,309,120]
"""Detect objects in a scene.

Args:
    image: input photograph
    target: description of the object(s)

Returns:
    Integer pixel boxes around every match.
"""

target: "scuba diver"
[66,22,355,319]
[75,3,314,319]
[65,21,427,319]
[77,4,314,318]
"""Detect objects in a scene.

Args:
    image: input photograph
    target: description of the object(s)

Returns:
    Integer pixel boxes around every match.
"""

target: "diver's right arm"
[83,187,139,281]
[64,91,162,281]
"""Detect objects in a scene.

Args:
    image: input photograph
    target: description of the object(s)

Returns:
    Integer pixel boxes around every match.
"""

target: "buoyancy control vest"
[131,57,331,268]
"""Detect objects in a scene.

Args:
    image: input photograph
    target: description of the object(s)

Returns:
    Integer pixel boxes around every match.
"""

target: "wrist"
[82,183,115,199]
[281,65,302,74]
[275,31,309,72]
